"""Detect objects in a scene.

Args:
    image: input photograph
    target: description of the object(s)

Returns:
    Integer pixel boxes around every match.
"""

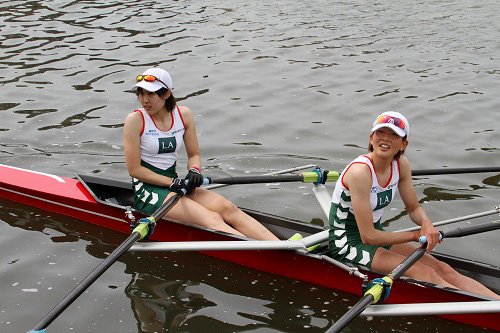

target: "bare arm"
[398,156,440,252]
[346,163,418,246]
[179,106,202,171]
[123,111,173,187]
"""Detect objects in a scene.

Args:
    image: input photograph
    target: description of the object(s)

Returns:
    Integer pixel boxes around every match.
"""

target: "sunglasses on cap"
[374,115,406,130]
[136,75,169,89]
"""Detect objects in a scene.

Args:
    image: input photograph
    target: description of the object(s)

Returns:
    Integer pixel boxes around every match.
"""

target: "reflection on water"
[0,199,489,332]
[1,0,499,332]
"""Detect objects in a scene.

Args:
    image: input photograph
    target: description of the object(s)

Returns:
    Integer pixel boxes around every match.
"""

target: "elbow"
[127,166,140,179]
[360,233,378,246]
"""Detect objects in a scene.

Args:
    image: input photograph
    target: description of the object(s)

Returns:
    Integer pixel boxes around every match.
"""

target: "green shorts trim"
[133,161,178,216]
[328,221,391,270]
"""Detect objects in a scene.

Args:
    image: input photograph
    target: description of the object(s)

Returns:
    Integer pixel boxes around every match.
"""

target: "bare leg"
[391,243,500,299]
[186,188,279,240]
[162,192,246,236]
[372,246,458,289]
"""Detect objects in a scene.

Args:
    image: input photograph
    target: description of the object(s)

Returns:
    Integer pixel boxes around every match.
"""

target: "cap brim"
[371,123,406,137]
[132,81,163,92]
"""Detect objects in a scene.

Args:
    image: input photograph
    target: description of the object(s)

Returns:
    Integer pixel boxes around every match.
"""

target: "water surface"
[0,0,498,332]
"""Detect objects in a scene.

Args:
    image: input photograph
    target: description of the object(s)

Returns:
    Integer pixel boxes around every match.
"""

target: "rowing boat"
[0,163,498,331]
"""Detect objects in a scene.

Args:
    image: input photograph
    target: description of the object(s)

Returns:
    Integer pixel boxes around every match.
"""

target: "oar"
[326,244,427,333]
[398,205,500,232]
[129,229,329,252]
[419,219,500,243]
[130,239,307,251]
[204,170,339,185]
[361,301,500,317]
[412,166,500,176]
[27,192,183,333]
[204,164,317,190]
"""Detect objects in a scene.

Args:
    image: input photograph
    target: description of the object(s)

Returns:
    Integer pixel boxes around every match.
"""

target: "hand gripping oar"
[27,191,184,333]
[326,243,428,333]
[412,166,500,176]
[419,219,500,243]
[203,170,339,185]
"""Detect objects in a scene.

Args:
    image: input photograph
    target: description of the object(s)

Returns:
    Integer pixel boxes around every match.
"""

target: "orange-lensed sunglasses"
[136,75,169,89]
[374,115,406,130]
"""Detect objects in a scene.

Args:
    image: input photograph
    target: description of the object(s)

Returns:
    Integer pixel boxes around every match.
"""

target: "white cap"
[371,111,410,138]
[132,68,172,92]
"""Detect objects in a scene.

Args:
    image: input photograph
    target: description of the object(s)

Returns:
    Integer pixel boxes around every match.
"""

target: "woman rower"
[328,111,500,299]
[124,67,278,240]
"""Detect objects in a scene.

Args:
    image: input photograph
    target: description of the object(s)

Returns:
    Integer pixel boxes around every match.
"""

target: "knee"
[435,261,457,279]
[204,211,225,229]
[416,265,440,282]
[219,198,239,216]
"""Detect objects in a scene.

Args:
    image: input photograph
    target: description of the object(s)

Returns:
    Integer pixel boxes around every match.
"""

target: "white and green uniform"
[132,106,185,215]
[328,155,400,269]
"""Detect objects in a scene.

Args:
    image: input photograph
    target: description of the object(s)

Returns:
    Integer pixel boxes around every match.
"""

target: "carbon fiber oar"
[326,244,427,333]
[419,219,500,243]
[412,166,500,176]
[205,170,339,185]
[27,192,183,333]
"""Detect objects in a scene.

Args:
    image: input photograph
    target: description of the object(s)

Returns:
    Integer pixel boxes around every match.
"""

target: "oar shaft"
[29,193,182,332]
[130,240,306,252]
[390,245,426,280]
[203,164,316,190]
[397,206,500,232]
[326,295,374,333]
[361,301,500,317]
[412,166,500,176]
[443,220,500,239]
[326,246,427,333]
[31,232,141,331]
[210,174,303,184]
[419,220,500,243]
[208,171,339,185]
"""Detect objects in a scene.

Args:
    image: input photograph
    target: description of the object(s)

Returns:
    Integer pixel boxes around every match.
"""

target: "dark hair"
[368,136,407,160]
[136,87,177,112]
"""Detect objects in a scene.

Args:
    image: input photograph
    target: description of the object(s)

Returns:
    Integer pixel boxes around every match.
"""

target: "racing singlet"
[330,155,400,226]
[136,106,185,171]
[328,155,400,267]
[132,106,186,215]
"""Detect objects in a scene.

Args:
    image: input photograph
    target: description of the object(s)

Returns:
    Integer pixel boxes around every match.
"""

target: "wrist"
[189,166,201,173]
[421,218,433,226]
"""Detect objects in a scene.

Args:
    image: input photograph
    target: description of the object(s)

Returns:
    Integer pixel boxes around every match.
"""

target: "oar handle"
[418,220,500,243]
[418,232,443,243]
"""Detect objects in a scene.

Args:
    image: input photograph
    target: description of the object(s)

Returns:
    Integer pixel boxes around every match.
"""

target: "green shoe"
[287,233,321,252]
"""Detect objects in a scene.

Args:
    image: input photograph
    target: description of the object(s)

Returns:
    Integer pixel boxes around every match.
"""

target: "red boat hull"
[0,164,498,331]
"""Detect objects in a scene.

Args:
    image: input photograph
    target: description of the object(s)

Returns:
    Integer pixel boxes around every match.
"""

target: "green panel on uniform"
[375,189,392,210]
[158,137,176,154]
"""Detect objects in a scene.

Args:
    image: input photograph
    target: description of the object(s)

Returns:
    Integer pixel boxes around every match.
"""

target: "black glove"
[184,167,203,194]
[169,178,188,195]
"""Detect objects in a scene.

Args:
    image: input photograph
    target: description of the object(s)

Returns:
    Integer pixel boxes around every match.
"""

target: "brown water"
[0,0,499,332]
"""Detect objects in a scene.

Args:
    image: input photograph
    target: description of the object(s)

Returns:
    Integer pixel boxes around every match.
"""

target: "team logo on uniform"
[375,189,392,210]
[158,137,176,154]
